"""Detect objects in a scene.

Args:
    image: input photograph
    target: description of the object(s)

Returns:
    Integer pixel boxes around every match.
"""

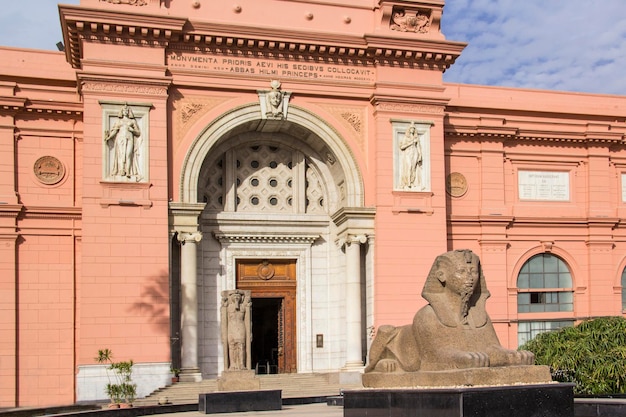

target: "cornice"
[0,97,81,119]
[0,203,23,218]
[60,5,188,68]
[445,129,626,145]
[21,206,82,220]
[60,5,465,70]
[0,97,27,113]
[213,231,319,245]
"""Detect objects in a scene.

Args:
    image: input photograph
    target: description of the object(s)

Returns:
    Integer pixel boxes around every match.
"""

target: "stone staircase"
[134,373,363,406]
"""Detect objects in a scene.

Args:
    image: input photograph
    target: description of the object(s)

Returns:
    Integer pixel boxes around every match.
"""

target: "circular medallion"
[33,156,65,185]
[446,172,468,197]
[257,262,276,280]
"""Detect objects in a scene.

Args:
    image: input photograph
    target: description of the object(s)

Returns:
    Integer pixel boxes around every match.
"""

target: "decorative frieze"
[213,232,319,245]
[82,81,168,97]
[99,0,148,6]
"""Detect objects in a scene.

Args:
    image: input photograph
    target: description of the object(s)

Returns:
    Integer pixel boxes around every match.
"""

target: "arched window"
[621,267,626,311]
[517,254,573,313]
[517,253,574,345]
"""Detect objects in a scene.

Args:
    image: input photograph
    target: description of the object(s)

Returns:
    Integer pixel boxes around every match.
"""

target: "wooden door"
[236,259,297,373]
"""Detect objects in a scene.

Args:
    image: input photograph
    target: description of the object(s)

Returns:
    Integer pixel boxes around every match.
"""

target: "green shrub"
[520,316,626,395]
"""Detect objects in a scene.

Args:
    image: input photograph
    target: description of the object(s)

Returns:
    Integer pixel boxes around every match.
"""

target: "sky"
[1,0,625,96]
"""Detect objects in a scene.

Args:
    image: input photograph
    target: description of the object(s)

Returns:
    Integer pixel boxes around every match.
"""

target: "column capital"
[177,231,202,244]
[347,234,367,245]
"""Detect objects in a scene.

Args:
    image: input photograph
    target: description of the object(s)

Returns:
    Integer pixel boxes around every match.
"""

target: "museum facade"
[2,0,626,407]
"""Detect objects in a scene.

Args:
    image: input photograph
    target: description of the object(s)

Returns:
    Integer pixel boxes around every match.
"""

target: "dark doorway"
[251,297,282,374]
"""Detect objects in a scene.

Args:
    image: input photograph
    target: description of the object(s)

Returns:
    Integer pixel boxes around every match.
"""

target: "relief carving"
[105,104,142,179]
[180,102,204,125]
[102,102,150,183]
[99,0,148,5]
[317,104,366,154]
[171,95,226,150]
[34,156,65,185]
[393,120,432,192]
[390,8,431,33]
[258,80,291,120]
[341,112,362,133]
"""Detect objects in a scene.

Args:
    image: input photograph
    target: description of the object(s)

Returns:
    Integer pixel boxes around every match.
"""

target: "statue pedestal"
[199,390,281,414]
[363,365,552,388]
[344,383,574,417]
[217,370,260,391]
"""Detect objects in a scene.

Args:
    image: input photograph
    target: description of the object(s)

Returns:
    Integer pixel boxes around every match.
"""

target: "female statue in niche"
[398,122,423,190]
[104,103,142,180]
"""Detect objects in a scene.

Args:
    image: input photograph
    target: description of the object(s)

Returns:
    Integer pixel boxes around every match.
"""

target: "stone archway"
[179,104,364,207]
[171,103,374,378]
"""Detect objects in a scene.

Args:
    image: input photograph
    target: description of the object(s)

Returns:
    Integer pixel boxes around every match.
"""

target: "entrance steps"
[134,373,363,406]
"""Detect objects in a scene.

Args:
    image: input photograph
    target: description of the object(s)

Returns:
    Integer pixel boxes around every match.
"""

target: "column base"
[179,368,202,382]
[343,361,365,371]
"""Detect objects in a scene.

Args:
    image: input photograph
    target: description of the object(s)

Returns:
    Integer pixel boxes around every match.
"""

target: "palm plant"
[95,349,137,405]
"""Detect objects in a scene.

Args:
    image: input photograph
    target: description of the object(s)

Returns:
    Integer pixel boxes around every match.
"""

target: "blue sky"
[1,0,625,95]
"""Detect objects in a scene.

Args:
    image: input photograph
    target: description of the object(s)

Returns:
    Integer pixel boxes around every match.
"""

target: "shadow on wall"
[128,271,171,336]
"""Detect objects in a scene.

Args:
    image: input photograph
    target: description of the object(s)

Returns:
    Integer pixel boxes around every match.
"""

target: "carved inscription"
[518,171,569,201]
[167,52,376,83]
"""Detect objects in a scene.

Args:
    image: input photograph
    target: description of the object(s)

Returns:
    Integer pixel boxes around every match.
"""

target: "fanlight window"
[517,254,573,313]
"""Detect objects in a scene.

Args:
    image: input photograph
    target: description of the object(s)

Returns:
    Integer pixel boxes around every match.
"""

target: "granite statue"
[366,250,535,374]
[220,289,252,371]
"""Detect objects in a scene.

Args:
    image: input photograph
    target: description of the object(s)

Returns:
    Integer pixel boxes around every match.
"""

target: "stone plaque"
[446,172,467,197]
[518,170,569,201]
[622,173,626,202]
[33,156,65,185]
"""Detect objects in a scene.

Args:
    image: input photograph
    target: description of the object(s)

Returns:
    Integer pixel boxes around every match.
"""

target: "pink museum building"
[2,0,626,407]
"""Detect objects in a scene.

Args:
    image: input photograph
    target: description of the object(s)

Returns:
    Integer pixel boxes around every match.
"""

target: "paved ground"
[166,403,343,417]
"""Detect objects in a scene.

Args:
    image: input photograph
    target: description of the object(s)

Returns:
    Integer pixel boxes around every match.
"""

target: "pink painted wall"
[0,48,81,407]
[1,0,626,408]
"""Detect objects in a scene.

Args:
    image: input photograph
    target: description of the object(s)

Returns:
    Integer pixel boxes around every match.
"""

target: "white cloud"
[442,0,626,94]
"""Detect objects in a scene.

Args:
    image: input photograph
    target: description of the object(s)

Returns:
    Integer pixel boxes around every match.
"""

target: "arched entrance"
[171,103,374,378]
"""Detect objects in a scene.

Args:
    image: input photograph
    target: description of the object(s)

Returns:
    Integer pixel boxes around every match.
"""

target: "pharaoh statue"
[365,250,536,377]
[104,103,142,181]
[220,289,252,371]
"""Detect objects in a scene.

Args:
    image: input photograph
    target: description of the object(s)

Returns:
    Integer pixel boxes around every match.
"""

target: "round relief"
[446,172,468,197]
[257,262,275,280]
[33,156,65,185]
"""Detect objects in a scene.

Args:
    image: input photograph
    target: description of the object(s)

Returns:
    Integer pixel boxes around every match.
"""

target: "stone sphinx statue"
[364,250,548,387]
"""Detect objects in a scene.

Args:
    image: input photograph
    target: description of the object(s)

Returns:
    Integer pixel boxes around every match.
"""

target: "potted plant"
[170,367,181,384]
[96,349,137,408]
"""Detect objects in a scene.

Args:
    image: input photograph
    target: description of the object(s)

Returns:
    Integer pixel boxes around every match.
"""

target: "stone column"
[344,234,366,369]
[177,231,202,382]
